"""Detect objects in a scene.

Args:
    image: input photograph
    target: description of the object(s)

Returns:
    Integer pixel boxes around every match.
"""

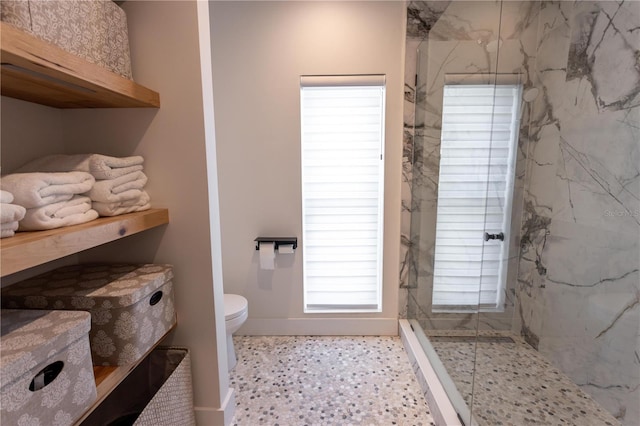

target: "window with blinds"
[432,84,521,312]
[300,75,385,313]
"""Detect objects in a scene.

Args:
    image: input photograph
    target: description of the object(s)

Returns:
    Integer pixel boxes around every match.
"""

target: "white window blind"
[300,75,385,313]
[432,84,521,312]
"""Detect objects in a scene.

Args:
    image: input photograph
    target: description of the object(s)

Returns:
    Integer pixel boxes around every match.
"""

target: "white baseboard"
[239,317,398,335]
[194,387,235,426]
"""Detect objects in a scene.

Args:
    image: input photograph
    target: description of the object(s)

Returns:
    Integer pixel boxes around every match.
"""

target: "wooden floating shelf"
[0,22,160,108]
[0,208,169,277]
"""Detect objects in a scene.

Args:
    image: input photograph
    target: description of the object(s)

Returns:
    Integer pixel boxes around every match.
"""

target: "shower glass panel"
[408,2,506,423]
[471,1,536,422]
[409,0,638,424]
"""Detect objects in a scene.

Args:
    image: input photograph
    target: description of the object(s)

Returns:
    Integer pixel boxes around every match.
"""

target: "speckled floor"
[229,336,436,426]
[429,335,620,426]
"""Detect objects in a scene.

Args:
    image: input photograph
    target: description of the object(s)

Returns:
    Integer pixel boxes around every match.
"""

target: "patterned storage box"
[1,309,96,426]
[81,347,196,426]
[2,264,176,366]
[0,0,133,79]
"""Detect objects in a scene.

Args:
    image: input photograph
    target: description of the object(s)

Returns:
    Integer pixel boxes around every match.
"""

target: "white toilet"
[224,294,248,371]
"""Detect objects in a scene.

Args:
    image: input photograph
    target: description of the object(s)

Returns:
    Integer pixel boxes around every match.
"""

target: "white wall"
[1,97,63,173]
[211,1,406,334]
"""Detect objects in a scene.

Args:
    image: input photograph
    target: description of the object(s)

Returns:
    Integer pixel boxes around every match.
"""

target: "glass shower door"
[471,1,541,423]
[407,1,512,424]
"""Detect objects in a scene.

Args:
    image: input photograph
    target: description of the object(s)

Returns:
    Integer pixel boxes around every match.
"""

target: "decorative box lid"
[1,264,174,310]
[0,309,91,389]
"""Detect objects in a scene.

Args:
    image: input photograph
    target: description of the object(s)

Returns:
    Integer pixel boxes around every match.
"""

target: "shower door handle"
[484,232,504,242]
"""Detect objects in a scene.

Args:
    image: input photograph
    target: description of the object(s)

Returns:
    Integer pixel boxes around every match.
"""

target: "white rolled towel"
[19,196,98,231]
[1,190,14,204]
[93,190,151,217]
[1,172,95,209]
[88,171,147,203]
[1,221,19,238]
[16,154,144,180]
[1,203,27,224]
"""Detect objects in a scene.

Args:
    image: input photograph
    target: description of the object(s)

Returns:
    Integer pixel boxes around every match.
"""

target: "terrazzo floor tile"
[430,335,620,426]
[230,336,435,426]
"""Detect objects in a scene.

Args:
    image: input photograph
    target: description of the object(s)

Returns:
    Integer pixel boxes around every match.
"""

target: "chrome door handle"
[484,232,504,241]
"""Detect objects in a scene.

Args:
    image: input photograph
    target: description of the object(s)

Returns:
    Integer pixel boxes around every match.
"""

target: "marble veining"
[403,1,639,425]
[406,1,451,40]
[566,2,640,111]
[229,336,435,426]
[516,1,639,423]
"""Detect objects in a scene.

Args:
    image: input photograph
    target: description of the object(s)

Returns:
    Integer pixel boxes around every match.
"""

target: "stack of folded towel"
[16,154,151,217]
[0,172,97,231]
[1,190,26,238]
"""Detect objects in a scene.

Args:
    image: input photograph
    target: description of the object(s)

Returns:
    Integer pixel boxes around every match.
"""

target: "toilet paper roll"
[278,244,295,254]
[259,242,275,270]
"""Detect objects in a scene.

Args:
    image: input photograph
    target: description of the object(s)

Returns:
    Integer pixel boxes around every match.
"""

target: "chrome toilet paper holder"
[254,237,298,251]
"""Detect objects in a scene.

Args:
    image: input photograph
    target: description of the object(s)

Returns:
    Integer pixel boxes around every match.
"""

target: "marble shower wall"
[402,0,539,330]
[400,1,450,319]
[402,1,639,424]
[516,1,639,423]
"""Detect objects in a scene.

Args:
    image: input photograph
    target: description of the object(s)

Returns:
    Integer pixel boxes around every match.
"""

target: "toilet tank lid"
[224,294,248,319]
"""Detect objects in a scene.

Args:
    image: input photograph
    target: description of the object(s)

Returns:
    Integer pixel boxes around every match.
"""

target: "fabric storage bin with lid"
[1,309,96,426]
[1,264,176,366]
[0,0,133,79]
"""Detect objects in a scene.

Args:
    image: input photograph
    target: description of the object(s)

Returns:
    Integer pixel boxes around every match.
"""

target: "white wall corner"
[198,0,233,420]
[194,387,235,426]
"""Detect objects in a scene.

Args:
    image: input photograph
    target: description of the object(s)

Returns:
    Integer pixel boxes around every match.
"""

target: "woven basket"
[82,347,196,426]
